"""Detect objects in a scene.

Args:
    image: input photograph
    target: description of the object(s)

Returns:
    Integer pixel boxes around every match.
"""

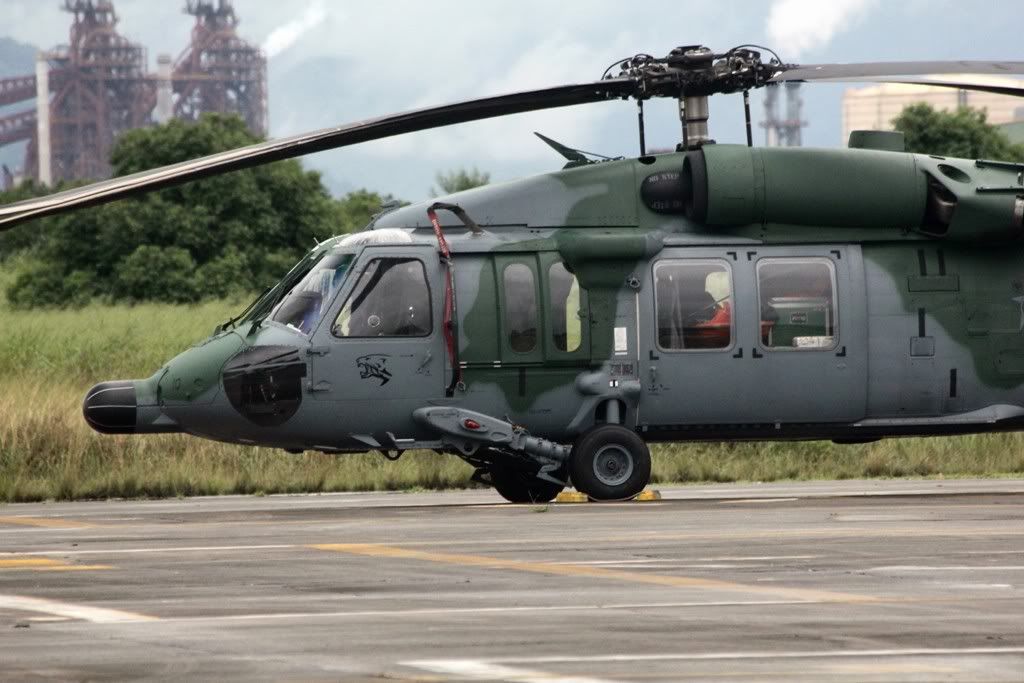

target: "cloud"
[355,31,635,164]
[261,1,328,59]
[766,0,879,59]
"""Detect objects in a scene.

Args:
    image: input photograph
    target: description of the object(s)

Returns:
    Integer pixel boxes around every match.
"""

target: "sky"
[2,0,1023,201]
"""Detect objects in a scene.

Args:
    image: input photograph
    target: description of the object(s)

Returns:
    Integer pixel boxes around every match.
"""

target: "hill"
[0,36,36,78]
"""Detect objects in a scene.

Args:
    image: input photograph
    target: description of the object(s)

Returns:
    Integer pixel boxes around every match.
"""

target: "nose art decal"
[356,354,392,386]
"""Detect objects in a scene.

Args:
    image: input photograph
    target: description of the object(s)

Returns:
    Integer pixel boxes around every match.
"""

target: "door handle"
[306,346,331,356]
[417,350,433,375]
[306,380,331,393]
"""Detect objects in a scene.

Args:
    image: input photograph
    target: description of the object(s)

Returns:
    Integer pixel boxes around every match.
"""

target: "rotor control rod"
[636,99,647,156]
[743,90,753,147]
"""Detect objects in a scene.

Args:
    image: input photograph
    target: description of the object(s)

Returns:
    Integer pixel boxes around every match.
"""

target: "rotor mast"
[676,47,714,149]
[612,45,780,152]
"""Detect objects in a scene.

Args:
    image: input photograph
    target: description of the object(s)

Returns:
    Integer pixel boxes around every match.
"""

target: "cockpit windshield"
[270,250,354,334]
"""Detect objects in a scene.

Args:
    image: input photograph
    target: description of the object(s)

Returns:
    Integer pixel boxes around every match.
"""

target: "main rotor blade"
[772,60,1024,83]
[786,75,1024,98]
[0,78,633,230]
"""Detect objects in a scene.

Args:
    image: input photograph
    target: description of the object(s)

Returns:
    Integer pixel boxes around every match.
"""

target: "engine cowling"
[640,144,1024,243]
[680,144,927,228]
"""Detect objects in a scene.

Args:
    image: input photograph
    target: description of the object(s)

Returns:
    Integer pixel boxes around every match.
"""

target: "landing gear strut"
[490,464,568,504]
[470,447,567,504]
[569,425,651,501]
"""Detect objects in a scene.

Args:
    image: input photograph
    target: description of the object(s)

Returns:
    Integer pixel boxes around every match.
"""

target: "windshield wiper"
[215,286,271,334]
[245,250,327,335]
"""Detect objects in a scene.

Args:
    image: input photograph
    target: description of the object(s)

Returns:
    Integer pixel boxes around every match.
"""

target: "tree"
[0,180,55,258]
[893,103,1024,162]
[431,167,490,196]
[336,189,403,234]
[2,114,399,307]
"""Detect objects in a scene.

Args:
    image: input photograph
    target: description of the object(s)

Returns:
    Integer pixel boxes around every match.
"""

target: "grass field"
[2,295,1024,502]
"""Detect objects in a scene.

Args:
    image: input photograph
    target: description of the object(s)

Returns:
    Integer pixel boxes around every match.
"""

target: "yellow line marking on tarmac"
[0,558,63,568]
[28,565,113,572]
[0,516,95,529]
[310,543,878,604]
[389,524,1024,548]
[0,558,112,572]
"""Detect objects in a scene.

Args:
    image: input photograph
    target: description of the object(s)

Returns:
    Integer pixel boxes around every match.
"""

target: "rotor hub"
[607,44,786,101]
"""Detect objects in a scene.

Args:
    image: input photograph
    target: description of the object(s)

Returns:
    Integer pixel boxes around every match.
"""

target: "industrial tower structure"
[47,0,154,183]
[0,0,267,189]
[173,0,267,136]
[761,82,806,147]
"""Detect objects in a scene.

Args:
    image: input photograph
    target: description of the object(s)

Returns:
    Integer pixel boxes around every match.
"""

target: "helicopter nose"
[83,381,137,434]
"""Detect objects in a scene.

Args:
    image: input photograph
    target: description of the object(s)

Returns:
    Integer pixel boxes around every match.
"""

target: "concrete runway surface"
[2,479,1024,682]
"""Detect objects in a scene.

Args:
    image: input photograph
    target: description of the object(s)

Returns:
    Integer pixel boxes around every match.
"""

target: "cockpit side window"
[332,258,432,338]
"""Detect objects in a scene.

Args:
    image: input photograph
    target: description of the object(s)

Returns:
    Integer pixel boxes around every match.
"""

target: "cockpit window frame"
[267,248,357,337]
[755,256,839,353]
[652,258,736,354]
[329,255,434,340]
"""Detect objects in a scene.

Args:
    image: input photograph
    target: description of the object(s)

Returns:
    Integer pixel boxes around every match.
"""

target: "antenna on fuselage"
[533,132,618,168]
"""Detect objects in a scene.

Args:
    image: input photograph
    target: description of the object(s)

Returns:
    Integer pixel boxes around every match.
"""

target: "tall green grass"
[2,294,1024,502]
[0,298,240,384]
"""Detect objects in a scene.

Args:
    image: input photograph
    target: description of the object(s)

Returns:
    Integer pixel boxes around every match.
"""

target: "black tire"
[491,466,567,504]
[569,425,651,501]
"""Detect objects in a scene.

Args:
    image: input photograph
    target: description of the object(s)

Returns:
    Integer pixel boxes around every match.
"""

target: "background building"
[841,76,1024,144]
[999,119,1024,145]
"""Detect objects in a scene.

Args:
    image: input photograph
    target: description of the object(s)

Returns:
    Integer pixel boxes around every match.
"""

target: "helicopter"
[3,45,1024,502]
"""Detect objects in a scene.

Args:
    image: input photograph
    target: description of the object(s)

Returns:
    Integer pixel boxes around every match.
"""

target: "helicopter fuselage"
[83,143,1024,493]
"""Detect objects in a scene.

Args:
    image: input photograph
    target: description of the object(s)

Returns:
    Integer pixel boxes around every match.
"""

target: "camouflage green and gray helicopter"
[4,45,1024,502]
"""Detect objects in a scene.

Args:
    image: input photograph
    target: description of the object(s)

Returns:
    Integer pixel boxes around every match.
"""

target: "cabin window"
[756,258,837,350]
[654,260,733,351]
[549,262,582,352]
[332,258,431,338]
[503,263,538,352]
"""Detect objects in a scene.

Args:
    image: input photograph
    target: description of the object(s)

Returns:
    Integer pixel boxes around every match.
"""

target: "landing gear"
[569,425,651,501]
[490,465,568,504]
[469,446,568,504]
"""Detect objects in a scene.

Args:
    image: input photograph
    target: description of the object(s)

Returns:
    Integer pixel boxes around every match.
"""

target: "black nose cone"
[83,381,137,434]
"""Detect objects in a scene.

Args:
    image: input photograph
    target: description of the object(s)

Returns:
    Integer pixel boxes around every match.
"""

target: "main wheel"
[490,466,567,504]
[569,425,651,501]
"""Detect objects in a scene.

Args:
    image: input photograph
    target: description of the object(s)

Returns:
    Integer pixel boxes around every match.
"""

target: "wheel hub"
[593,444,634,487]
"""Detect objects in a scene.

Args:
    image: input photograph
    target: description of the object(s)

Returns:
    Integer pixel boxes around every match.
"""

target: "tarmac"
[2,478,1024,681]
